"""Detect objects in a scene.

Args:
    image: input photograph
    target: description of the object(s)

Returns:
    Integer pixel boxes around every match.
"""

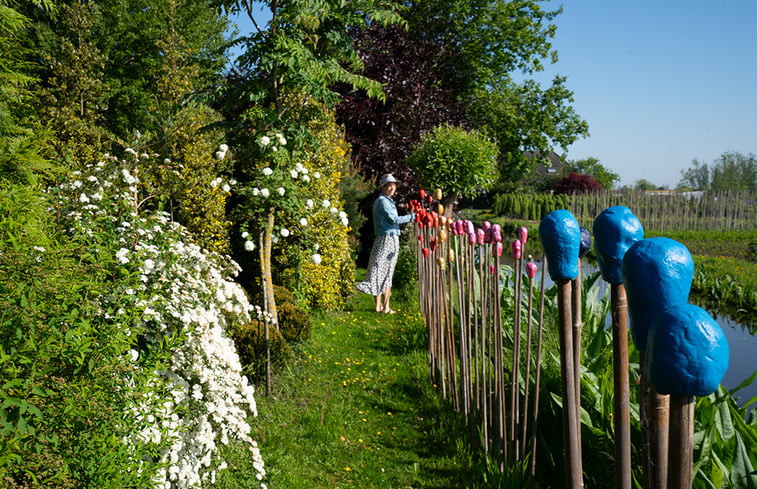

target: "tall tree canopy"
[337,0,588,197]
[678,151,756,191]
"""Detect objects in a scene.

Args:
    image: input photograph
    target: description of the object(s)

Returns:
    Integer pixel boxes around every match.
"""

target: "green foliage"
[691,256,756,325]
[559,157,620,190]
[679,151,757,191]
[0,185,157,488]
[408,123,499,200]
[467,78,589,190]
[278,302,313,343]
[492,192,572,220]
[232,319,291,384]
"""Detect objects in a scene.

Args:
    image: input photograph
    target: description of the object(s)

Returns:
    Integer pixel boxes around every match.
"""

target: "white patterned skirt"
[356,234,400,296]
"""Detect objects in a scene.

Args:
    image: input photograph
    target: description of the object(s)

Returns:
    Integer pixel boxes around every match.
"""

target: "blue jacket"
[373,194,414,236]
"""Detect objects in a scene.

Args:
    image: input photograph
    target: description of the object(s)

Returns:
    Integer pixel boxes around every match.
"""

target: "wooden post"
[558,279,583,489]
[572,263,583,458]
[611,284,632,489]
[667,395,694,489]
[530,255,548,480]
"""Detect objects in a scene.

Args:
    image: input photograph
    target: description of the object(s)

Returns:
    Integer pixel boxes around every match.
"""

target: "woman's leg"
[375,294,384,312]
[382,288,395,313]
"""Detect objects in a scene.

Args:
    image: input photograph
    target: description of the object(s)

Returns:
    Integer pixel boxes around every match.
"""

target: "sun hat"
[378,173,398,188]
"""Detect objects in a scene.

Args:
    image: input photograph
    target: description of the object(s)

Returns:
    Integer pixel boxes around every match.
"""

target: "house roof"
[523,151,565,177]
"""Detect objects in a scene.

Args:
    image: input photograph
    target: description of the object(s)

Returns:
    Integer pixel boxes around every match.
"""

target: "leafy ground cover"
[216,292,511,489]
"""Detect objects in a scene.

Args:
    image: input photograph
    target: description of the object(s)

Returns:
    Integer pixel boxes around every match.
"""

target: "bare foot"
[383,308,397,314]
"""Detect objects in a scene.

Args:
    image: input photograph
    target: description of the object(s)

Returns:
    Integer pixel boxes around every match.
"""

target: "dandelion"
[244,240,256,251]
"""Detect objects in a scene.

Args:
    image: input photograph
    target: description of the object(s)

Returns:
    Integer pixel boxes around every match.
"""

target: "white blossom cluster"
[54,152,266,488]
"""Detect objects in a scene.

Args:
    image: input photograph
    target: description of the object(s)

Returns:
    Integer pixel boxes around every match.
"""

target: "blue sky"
[522,1,757,188]
[228,1,757,188]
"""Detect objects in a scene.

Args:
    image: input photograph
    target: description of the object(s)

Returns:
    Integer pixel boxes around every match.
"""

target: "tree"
[468,77,589,190]
[553,172,602,195]
[560,157,619,190]
[634,179,657,191]
[710,151,756,191]
[677,152,756,191]
[407,124,499,214]
[677,159,710,190]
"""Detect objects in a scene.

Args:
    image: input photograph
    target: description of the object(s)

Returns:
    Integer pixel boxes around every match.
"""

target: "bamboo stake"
[530,255,548,480]
[667,395,694,489]
[641,353,670,489]
[572,263,583,456]
[611,283,632,489]
[557,279,583,489]
[521,257,536,454]
[510,239,523,460]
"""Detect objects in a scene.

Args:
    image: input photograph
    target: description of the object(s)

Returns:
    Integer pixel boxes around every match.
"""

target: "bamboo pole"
[667,395,695,489]
[530,255,548,480]
[557,279,583,489]
[611,284,632,489]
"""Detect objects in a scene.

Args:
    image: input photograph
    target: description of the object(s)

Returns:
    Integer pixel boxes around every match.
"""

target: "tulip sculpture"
[593,206,644,489]
[622,237,695,489]
[539,209,583,489]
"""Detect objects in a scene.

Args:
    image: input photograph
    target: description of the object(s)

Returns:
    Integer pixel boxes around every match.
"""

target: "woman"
[356,173,415,314]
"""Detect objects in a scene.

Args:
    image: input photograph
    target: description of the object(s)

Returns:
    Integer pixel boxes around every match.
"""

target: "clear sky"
[228,1,757,189]
[532,1,757,188]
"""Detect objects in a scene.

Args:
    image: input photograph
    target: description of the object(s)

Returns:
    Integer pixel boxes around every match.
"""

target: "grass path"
[246,293,492,489]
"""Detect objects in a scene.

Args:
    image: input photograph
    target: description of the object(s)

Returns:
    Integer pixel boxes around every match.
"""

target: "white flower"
[305,199,314,209]
[311,253,322,265]
[330,207,339,216]
[290,169,299,179]
[280,228,290,238]
[314,172,321,179]
[244,240,256,251]
[215,151,226,160]
[252,188,260,196]
[79,193,90,203]
[338,211,347,219]
[276,134,287,146]
[164,158,172,164]
[322,199,330,208]
[260,188,270,198]
[125,147,137,155]
[143,259,155,274]
[222,183,231,192]
[341,217,349,226]
[116,248,130,264]
[299,218,308,227]
[301,175,311,183]
[241,231,249,238]
[260,136,270,146]
[130,349,139,362]
[277,187,285,196]
[262,167,273,176]
[219,143,229,152]
[140,153,150,159]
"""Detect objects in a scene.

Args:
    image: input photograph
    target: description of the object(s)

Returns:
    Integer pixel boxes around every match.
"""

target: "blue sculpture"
[539,210,581,281]
[593,206,644,285]
[621,237,694,352]
[645,303,729,396]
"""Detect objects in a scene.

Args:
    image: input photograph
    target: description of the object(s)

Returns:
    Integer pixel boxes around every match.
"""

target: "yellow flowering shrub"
[285,107,355,310]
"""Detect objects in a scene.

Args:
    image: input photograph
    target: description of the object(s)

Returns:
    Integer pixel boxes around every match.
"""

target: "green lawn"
[231,293,503,489]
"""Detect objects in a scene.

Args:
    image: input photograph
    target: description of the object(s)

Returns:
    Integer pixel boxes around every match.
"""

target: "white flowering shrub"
[53,152,266,488]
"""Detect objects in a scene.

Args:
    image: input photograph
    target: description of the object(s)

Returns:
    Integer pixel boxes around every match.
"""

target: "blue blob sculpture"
[579,227,592,259]
[645,303,729,396]
[593,206,644,285]
[621,237,694,352]
[539,210,581,281]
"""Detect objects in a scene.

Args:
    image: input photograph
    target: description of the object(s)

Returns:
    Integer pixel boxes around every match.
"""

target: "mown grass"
[216,291,510,489]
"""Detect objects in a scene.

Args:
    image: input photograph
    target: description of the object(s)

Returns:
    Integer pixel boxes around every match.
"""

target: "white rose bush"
[53,153,266,488]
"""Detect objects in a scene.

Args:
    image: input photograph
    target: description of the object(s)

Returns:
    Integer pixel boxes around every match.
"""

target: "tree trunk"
[260,209,279,327]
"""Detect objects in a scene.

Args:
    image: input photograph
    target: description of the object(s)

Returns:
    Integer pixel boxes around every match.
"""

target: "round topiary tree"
[407,124,499,215]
